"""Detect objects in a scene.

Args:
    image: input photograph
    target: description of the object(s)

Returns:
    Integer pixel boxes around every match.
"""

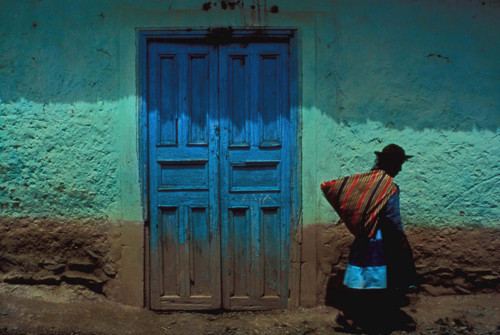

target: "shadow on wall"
[0,0,499,133]
[323,0,500,133]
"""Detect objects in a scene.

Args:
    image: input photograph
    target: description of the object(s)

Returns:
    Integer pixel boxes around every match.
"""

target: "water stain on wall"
[200,1,279,26]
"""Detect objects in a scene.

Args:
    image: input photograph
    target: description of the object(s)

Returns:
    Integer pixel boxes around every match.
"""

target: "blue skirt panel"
[344,229,387,289]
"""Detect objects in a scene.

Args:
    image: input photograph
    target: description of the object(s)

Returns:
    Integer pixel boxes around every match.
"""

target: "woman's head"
[374,144,413,177]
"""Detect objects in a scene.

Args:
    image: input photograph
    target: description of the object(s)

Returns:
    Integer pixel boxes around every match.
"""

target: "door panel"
[148,38,291,311]
[219,42,290,310]
[148,42,220,310]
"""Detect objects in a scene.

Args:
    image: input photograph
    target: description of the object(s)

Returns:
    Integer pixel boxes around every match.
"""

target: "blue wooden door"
[148,38,291,310]
[219,42,290,310]
[148,41,221,310]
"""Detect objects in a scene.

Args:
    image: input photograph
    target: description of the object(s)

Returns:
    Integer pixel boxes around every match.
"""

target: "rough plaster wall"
[1,1,498,225]
[0,0,333,222]
[0,1,124,219]
[312,0,500,227]
[1,0,499,308]
[0,100,119,218]
[0,0,330,306]
[0,1,147,305]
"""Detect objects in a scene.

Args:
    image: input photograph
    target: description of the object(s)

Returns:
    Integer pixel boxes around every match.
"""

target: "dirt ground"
[0,284,498,335]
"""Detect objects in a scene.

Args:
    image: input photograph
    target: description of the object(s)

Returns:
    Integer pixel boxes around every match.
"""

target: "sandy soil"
[0,284,498,335]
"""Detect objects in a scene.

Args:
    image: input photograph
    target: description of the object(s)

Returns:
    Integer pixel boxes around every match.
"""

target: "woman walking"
[321,144,417,333]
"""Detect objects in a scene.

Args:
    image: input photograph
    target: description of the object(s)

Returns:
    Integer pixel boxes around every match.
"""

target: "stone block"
[421,284,456,296]
[0,254,18,273]
[67,258,96,272]
[454,286,471,295]
[32,270,61,284]
[103,264,117,277]
[62,271,105,284]
[43,263,66,273]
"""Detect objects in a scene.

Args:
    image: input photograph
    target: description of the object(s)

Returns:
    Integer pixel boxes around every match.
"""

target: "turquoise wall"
[0,1,498,227]
[314,1,500,227]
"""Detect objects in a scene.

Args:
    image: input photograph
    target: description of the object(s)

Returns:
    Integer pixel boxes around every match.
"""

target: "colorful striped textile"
[321,170,397,238]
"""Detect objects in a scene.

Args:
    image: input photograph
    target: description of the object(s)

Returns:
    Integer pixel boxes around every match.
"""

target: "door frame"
[138,28,302,309]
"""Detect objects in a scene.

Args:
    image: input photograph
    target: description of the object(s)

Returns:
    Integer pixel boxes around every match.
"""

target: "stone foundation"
[1,217,498,309]
[0,217,144,307]
[299,224,500,307]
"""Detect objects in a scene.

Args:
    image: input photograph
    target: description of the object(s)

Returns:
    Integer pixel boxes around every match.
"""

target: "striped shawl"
[321,170,397,238]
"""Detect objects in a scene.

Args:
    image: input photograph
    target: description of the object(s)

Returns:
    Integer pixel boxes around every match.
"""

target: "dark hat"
[375,144,413,161]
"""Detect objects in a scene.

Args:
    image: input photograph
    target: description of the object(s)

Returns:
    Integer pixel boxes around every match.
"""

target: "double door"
[148,38,292,310]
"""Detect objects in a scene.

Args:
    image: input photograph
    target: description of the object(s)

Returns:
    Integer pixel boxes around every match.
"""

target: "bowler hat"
[375,144,413,161]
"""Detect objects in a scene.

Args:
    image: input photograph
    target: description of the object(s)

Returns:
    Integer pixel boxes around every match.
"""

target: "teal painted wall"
[0,1,498,227]
[314,1,500,227]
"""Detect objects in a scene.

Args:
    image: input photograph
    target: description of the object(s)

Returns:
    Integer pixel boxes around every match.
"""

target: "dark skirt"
[382,222,417,290]
[344,223,417,290]
[339,225,418,331]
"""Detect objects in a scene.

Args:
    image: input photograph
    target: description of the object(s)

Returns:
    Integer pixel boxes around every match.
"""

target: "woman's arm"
[384,190,404,233]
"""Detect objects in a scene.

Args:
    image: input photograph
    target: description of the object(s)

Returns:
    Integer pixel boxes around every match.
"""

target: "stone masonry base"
[0,217,144,307]
[1,217,498,309]
[299,224,500,307]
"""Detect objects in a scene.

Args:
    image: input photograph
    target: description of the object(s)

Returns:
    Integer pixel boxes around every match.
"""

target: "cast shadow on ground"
[325,274,417,334]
